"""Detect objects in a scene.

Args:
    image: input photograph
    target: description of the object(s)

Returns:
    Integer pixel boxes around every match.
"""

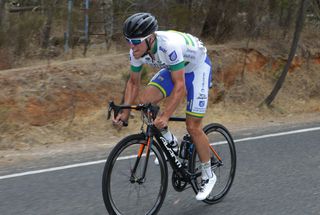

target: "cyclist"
[112,12,216,201]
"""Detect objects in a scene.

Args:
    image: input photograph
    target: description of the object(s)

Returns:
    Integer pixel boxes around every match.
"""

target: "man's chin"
[133,54,142,59]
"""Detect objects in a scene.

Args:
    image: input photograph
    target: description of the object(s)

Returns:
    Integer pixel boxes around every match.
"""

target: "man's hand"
[154,113,169,129]
[112,110,129,129]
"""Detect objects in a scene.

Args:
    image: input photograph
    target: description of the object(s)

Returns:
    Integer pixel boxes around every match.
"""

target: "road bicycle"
[102,101,236,215]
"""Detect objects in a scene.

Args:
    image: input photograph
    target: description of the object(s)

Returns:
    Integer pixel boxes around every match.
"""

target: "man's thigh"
[139,85,164,104]
[185,62,211,118]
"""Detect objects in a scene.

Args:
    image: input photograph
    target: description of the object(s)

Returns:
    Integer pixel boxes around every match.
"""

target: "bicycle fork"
[130,136,153,184]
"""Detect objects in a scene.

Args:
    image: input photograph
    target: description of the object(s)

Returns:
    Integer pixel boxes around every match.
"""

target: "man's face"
[126,35,151,59]
[130,41,147,59]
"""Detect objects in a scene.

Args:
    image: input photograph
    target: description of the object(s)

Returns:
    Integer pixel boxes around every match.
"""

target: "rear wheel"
[102,133,168,214]
[190,123,236,204]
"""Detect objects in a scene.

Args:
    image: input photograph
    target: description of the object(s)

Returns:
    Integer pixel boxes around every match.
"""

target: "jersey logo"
[159,46,167,53]
[157,75,164,82]
[197,94,207,99]
[169,51,177,61]
[199,100,205,107]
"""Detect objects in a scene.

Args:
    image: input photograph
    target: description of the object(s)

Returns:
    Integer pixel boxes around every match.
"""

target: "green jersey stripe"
[169,61,185,71]
[185,34,195,46]
[131,65,142,72]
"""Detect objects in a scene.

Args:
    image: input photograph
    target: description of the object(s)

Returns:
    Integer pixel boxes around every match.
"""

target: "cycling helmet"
[123,13,158,38]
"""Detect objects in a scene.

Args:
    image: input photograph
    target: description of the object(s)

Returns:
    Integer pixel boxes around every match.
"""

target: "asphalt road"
[0,123,320,215]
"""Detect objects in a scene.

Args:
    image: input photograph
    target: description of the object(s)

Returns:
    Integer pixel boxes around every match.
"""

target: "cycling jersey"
[128,30,212,117]
[130,31,207,73]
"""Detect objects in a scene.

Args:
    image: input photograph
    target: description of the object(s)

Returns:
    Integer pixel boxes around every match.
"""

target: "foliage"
[3,12,44,55]
[0,0,319,60]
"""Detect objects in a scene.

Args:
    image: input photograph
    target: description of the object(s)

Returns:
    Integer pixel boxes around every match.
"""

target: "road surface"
[1,122,319,215]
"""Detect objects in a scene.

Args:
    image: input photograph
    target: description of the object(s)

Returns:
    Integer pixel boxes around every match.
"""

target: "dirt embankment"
[0,42,320,149]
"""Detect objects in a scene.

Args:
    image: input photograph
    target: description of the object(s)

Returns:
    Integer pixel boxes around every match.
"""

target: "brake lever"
[107,101,115,120]
[108,101,128,127]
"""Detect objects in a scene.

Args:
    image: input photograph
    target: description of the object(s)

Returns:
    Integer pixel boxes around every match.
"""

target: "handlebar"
[107,101,160,126]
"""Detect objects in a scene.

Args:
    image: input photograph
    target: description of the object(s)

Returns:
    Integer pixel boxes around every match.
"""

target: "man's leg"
[186,116,210,162]
[140,76,172,165]
[186,116,216,200]
[139,85,164,104]
[139,67,174,104]
[142,69,178,164]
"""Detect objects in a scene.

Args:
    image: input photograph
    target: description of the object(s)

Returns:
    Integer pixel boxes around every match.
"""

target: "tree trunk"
[41,0,59,49]
[282,1,295,39]
[247,0,259,35]
[0,0,6,30]
[187,0,211,36]
[101,0,113,50]
[268,0,277,21]
[263,0,308,107]
[312,0,320,17]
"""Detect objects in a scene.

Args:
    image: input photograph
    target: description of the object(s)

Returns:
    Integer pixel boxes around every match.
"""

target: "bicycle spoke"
[102,134,168,215]
[190,124,236,204]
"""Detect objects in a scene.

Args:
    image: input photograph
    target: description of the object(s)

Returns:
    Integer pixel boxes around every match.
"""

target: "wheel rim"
[191,125,236,203]
[104,138,167,214]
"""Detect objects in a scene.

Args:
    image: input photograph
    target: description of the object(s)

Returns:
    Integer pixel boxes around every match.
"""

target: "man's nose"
[129,43,135,49]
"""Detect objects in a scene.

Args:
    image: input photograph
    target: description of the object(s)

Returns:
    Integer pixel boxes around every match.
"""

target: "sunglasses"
[125,34,151,45]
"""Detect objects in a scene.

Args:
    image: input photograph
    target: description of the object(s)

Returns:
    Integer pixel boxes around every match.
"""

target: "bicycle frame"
[107,101,219,190]
[150,118,188,173]
[129,117,196,185]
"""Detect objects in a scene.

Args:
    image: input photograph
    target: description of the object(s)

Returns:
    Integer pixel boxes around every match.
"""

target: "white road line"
[1,126,320,180]
[0,160,106,180]
[234,127,320,143]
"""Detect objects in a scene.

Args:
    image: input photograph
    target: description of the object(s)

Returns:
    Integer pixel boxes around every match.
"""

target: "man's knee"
[186,117,203,135]
[139,86,164,104]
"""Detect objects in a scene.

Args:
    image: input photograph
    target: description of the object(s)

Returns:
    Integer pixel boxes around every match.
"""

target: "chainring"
[171,171,188,192]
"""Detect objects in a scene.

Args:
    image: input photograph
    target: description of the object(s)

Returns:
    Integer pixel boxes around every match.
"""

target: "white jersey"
[130,31,207,73]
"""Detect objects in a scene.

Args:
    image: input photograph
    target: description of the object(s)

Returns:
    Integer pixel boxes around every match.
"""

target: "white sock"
[161,128,177,146]
[201,160,213,180]
[161,128,173,142]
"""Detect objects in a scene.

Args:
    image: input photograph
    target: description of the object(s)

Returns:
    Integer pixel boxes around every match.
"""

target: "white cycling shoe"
[195,173,217,201]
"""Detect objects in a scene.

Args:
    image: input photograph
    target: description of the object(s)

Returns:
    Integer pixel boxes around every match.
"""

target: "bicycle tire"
[189,123,237,204]
[102,133,168,215]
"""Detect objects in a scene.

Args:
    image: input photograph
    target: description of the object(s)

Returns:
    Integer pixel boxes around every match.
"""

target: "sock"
[161,128,177,146]
[161,128,173,142]
[201,160,213,180]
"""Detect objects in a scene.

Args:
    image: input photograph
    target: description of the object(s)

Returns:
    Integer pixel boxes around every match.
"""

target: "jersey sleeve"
[129,49,143,72]
[162,42,185,72]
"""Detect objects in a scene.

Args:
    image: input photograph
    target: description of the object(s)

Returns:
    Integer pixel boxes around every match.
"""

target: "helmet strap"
[146,39,151,52]
[142,35,156,58]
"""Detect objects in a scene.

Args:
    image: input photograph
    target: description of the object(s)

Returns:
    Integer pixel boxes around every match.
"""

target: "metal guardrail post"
[64,0,73,53]
[83,0,89,56]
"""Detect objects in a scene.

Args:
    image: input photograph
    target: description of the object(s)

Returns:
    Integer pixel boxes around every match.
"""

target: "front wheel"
[190,123,237,204]
[102,133,168,215]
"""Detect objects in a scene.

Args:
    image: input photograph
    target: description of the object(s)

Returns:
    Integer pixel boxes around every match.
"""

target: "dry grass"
[0,41,320,152]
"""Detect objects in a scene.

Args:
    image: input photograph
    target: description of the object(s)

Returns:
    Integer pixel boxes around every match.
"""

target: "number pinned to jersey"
[169,51,177,61]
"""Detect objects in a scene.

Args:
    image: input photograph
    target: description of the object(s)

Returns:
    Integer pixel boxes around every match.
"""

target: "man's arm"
[123,71,141,104]
[113,71,141,126]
